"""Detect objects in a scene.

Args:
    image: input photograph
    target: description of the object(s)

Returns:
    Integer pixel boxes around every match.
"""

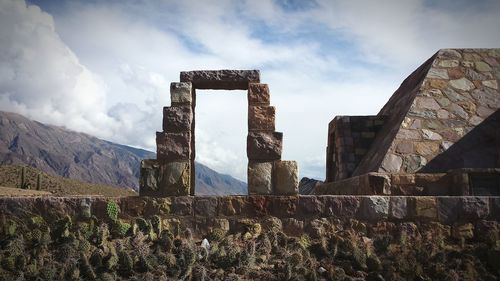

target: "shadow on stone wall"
[420,109,500,173]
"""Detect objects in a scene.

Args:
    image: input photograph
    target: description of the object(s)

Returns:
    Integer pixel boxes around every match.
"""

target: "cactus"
[79,254,96,280]
[192,265,207,281]
[151,215,162,235]
[36,173,42,190]
[14,255,26,271]
[117,251,133,277]
[208,228,226,242]
[106,201,119,222]
[1,256,15,271]
[19,166,27,189]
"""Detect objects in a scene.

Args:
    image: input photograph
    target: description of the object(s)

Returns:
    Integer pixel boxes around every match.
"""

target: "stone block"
[180,70,260,90]
[171,196,193,216]
[460,197,489,219]
[270,196,298,217]
[360,196,389,221]
[274,160,299,195]
[248,161,273,195]
[389,197,408,220]
[139,159,160,195]
[249,196,271,216]
[452,223,474,240]
[323,196,360,217]
[248,106,275,131]
[247,132,282,160]
[157,161,191,196]
[194,197,218,217]
[162,106,192,132]
[218,197,249,216]
[412,197,437,220]
[298,196,324,216]
[437,197,460,223]
[156,132,191,161]
[248,83,270,105]
[170,82,192,104]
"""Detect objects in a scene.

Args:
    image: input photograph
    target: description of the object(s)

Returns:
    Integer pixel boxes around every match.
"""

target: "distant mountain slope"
[0,111,247,194]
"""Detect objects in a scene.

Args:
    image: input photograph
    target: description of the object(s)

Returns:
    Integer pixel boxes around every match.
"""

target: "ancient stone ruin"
[320,48,500,196]
[140,70,299,196]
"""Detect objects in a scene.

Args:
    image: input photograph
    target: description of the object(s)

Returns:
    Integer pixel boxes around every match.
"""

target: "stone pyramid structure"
[323,48,500,195]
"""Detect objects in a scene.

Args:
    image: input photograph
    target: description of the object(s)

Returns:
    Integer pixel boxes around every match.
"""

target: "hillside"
[0,111,247,195]
[0,165,136,196]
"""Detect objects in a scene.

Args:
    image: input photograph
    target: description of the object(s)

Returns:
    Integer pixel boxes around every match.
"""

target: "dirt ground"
[0,186,52,197]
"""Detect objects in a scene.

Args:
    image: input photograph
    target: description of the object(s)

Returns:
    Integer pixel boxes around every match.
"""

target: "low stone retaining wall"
[1,195,499,237]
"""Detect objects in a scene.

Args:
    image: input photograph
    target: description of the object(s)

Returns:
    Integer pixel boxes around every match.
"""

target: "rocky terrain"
[0,111,246,195]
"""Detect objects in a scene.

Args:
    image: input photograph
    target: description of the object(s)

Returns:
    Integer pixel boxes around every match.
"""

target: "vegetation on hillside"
[0,165,136,197]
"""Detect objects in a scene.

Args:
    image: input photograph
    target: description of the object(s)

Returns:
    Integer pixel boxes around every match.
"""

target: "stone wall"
[1,195,500,238]
[140,70,299,197]
[326,116,386,182]
[348,49,500,177]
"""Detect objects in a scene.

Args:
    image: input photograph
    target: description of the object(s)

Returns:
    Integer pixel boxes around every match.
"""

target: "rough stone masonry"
[140,70,299,196]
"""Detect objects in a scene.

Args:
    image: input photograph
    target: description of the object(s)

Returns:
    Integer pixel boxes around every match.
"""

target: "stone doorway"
[140,70,298,197]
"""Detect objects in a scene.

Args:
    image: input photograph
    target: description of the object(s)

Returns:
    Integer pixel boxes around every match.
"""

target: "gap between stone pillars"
[190,87,196,196]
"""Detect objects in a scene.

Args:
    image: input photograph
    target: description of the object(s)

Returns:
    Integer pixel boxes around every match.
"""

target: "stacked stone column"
[247,83,299,195]
[140,82,193,196]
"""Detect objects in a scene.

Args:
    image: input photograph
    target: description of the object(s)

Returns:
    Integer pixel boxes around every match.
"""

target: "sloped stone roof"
[353,48,500,175]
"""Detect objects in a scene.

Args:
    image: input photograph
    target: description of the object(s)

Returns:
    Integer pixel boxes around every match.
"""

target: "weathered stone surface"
[159,161,191,196]
[162,106,192,132]
[460,197,489,219]
[271,196,297,217]
[139,159,160,194]
[440,49,462,59]
[416,97,441,110]
[447,67,464,79]
[323,196,360,217]
[248,83,270,105]
[170,82,192,104]
[452,223,474,240]
[194,197,218,217]
[390,197,408,220]
[396,141,414,154]
[396,129,421,140]
[482,80,498,89]
[438,60,459,68]
[360,196,389,221]
[171,196,193,216]
[247,132,282,160]
[437,197,460,223]
[427,68,449,79]
[248,106,275,131]
[402,155,427,172]
[381,154,402,173]
[218,197,249,216]
[422,129,443,140]
[247,161,273,195]
[274,160,299,195]
[298,196,324,216]
[180,70,260,89]
[249,196,271,216]
[449,78,475,91]
[476,61,493,72]
[415,142,439,156]
[413,197,437,219]
[156,132,191,161]
[449,103,469,120]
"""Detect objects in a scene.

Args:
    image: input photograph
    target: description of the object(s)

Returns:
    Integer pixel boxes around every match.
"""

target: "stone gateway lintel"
[180,69,260,90]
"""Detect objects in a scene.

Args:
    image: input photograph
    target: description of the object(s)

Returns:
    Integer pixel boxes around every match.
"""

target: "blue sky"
[1,0,500,182]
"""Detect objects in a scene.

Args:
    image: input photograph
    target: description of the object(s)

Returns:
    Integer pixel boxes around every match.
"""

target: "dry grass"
[0,165,136,197]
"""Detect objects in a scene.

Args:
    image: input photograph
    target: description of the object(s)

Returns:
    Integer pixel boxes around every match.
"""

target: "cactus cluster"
[1,205,500,280]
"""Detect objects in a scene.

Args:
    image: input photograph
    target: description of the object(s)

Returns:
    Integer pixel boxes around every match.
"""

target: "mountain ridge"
[0,111,246,195]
